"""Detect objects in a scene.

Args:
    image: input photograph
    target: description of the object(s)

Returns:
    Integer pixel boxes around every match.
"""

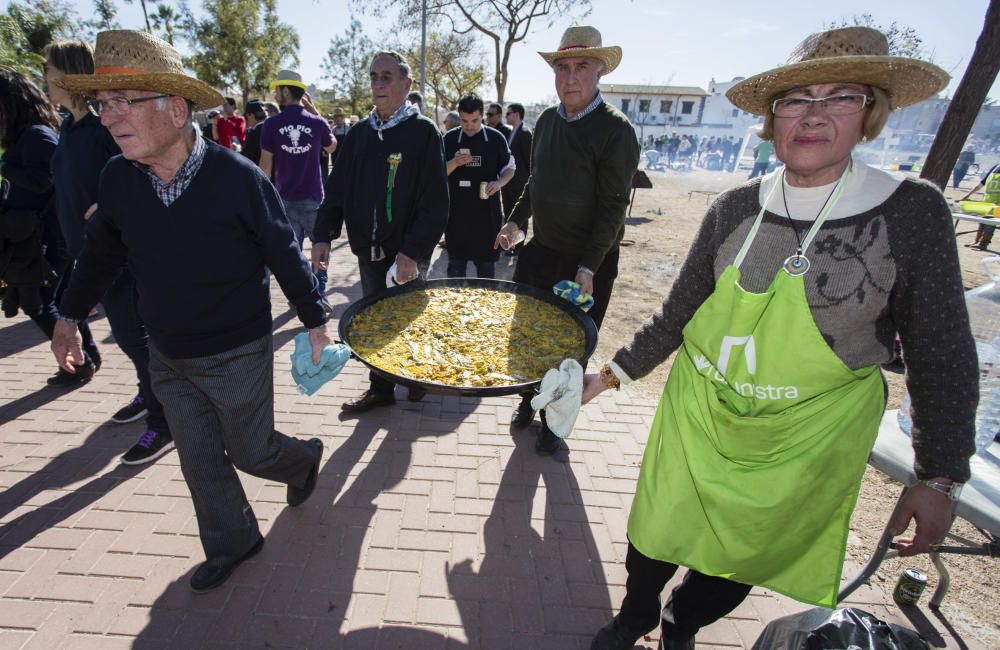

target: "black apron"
[445,129,504,262]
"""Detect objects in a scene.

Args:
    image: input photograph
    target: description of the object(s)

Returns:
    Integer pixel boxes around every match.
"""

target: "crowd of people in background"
[645,131,744,171]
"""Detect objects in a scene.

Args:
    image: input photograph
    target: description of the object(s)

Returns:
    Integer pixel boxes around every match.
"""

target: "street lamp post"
[420,0,427,101]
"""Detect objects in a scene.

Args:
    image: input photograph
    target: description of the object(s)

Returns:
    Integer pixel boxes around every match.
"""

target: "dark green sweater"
[508,101,640,271]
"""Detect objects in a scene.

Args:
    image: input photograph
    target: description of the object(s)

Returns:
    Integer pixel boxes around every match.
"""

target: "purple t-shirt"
[260,105,334,202]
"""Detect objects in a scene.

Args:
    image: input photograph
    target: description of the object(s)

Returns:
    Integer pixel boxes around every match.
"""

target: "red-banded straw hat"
[726,27,949,116]
[538,26,622,75]
[54,30,223,110]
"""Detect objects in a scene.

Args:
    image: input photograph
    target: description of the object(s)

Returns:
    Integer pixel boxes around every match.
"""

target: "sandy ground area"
[581,166,999,648]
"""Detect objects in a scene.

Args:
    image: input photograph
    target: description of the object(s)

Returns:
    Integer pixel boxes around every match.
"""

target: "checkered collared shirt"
[131,128,206,207]
[557,91,605,123]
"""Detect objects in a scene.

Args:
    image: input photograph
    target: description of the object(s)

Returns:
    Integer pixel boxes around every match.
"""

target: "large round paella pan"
[339,278,598,397]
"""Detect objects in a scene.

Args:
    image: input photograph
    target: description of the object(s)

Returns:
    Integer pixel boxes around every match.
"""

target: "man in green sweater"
[495,25,640,455]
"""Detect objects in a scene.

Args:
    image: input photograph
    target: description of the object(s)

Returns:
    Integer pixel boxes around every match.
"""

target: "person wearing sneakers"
[43,39,174,465]
[311,51,448,413]
[50,30,332,593]
[0,69,103,386]
[494,26,640,456]
[585,28,975,650]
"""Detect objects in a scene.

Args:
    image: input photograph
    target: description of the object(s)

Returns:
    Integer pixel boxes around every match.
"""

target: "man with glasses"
[52,30,332,593]
[485,102,512,140]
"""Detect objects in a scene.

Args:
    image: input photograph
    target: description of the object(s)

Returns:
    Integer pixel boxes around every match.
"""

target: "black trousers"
[357,255,397,397]
[513,240,619,406]
[512,240,618,330]
[619,541,752,641]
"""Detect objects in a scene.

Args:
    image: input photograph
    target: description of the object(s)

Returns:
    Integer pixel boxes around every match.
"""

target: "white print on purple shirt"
[279,124,314,154]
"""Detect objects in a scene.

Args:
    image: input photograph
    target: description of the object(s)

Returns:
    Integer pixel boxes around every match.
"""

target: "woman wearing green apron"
[587,28,978,650]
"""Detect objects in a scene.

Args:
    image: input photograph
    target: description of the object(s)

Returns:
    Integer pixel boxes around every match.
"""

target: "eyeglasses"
[486,112,498,117]
[771,93,873,118]
[88,93,172,116]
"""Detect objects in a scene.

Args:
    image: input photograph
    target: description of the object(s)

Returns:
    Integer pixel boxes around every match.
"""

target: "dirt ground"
[586,166,999,648]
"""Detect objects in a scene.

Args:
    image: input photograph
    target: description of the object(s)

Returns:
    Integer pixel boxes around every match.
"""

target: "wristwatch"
[917,479,964,502]
[599,363,621,391]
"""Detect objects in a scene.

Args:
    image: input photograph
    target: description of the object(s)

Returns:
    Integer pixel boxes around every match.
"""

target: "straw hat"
[54,30,223,110]
[726,27,949,116]
[269,69,307,92]
[538,26,622,75]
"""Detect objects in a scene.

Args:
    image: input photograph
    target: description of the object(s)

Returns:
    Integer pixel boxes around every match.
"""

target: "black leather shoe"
[46,361,96,386]
[535,424,567,456]
[591,614,657,650]
[660,636,695,650]
[341,389,396,413]
[287,438,323,507]
[407,386,427,402]
[510,396,536,427]
[190,535,264,593]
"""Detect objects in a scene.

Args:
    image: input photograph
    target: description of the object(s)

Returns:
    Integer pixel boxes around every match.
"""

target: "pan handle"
[334,339,360,361]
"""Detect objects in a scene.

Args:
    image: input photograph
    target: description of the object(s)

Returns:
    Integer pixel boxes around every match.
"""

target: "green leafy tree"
[826,13,924,57]
[3,0,81,82]
[151,2,178,44]
[322,17,375,116]
[184,0,299,106]
[359,0,591,102]
[123,0,153,32]
[403,30,486,115]
[85,0,121,36]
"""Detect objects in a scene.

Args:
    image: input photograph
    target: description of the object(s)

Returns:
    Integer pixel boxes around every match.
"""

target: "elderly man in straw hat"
[587,27,973,650]
[51,30,333,593]
[494,25,640,456]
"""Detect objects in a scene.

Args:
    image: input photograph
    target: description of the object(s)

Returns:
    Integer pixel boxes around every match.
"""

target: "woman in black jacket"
[0,68,100,384]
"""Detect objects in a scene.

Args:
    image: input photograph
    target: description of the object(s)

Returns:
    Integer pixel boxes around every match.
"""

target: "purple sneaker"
[120,429,175,466]
[111,393,148,424]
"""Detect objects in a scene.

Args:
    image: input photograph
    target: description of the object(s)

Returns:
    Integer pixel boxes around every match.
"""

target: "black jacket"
[502,123,532,218]
[313,113,448,262]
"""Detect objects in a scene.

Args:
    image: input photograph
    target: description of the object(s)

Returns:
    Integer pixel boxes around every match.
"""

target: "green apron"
[627,168,886,607]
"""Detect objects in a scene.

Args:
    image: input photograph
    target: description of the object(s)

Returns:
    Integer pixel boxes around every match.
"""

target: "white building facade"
[602,78,764,146]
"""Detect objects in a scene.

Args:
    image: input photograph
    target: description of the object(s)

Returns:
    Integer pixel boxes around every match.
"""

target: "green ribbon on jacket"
[386,153,402,223]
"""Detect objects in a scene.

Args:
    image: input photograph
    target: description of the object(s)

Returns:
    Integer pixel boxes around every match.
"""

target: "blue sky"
[38,0,1000,103]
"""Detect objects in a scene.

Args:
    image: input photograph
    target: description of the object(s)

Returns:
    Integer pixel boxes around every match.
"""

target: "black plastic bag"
[751,607,928,650]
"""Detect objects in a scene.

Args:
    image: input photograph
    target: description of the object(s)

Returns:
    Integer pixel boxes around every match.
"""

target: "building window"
[639,99,651,113]
[731,108,739,118]
[682,101,694,115]
[660,99,672,113]
[621,98,630,112]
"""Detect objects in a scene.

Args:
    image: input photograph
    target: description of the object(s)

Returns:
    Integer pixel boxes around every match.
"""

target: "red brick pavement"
[0,244,981,649]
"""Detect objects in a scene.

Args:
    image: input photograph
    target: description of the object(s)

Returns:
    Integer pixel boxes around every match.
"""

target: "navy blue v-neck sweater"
[60,144,326,359]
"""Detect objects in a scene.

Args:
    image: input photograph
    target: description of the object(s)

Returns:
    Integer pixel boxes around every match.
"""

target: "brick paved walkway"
[0,243,980,649]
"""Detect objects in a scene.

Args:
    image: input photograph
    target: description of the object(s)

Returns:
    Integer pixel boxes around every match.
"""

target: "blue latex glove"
[290,332,351,396]
[552,280,594,312]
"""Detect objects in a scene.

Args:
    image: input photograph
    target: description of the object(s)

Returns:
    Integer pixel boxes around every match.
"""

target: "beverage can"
[480,182,489,200]
[892,567,927,606]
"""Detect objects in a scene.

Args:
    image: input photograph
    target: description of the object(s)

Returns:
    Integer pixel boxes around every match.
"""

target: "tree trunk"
[140,0,152,32]
[920,0,1000,189]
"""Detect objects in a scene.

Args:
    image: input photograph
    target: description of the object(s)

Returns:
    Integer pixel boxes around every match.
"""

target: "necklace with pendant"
[780,174,838,276]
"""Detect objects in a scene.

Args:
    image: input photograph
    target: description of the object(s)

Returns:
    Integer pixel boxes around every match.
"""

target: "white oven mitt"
[530,359,584,438]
